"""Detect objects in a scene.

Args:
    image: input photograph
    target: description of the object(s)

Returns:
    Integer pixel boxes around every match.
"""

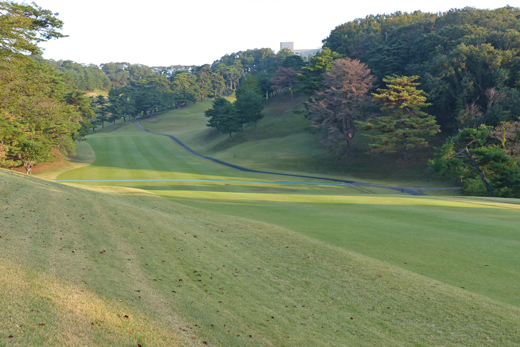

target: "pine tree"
[359,75,440,159]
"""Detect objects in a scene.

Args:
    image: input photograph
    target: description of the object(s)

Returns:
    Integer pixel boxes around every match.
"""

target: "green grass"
[162,192,520,307]
[3,170,520,346]
[10,96,519,345]
[55,113,520,309]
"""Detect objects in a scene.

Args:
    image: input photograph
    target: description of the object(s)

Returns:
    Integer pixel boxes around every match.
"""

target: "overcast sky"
[34,0,516,67]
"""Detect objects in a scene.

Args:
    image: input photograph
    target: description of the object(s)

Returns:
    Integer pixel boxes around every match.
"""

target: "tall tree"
[0,2,82,172]
[298,47,337,94]
[219,102,241,141]
[94,95,109,128]
[271,67,300,102]
[307,58,376,150]
[0,1,65,57]
[235,90,264,135]
[359,75,440,159]
[204,97,241,140]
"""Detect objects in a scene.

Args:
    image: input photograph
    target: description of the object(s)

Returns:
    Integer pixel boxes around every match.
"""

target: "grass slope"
[140,94,450,187]
[2,170,520,346]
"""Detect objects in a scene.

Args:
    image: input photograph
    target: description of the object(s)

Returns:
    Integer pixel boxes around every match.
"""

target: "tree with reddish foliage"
[271,67,300,103]
[307,58,375,151]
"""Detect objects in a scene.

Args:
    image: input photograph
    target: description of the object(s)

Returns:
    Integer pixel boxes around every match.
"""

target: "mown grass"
[56,120,520,309]
[2,170,520,346]
[160,191,520,307]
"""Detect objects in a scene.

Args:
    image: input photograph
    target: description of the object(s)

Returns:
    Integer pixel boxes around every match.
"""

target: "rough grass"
[2,169,520,346]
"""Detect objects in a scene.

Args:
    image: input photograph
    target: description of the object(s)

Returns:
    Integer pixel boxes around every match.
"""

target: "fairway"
[4,169,520,346]
[55,115,520,309]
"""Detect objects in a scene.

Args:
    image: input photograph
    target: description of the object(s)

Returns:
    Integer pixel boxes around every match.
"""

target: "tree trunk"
[254,121,258,135]
[402,145,409,160]
[290,87,294,103]
[24,162,34,174]
[343,116,353,148]
[465,147,495,197]
[229,132,233,141]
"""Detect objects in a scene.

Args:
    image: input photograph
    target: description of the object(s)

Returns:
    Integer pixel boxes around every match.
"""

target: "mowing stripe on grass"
[56,178,353,186]
[134,122,425,196]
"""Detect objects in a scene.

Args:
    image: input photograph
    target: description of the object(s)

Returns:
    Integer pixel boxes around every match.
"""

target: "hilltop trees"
[322,7,520,131]
[307,58,375,151]
[359,76,440,159]
[299,47,337,95]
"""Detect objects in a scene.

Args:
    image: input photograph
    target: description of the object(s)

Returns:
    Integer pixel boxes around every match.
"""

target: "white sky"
[34,0,517,67]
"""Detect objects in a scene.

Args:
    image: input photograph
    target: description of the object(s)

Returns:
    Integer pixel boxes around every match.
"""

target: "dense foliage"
[323,7,520,131]
[318,6,520,196]
[0,1,87,172]
[429,126,520,197]
[205,75,265,139]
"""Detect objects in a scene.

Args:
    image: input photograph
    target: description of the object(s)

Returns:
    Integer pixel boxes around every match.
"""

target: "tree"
[430,125,520,197]
[0,1,65,57]
[235,90,264,135]
[298,47,338,94]
[1,57,82,172]
[205,97,242,140]
[235,75,261,99]
[0,2,81,172]
[219,102,241,141]
[20,141,44,174]
[94,95,109,128]
[271,66,300,102]
[490,120,520,158]
[65,90,95,140]
[205,97,230,131]
[282,55,307,71]
[307,58,375,150]
[359,75,440,159]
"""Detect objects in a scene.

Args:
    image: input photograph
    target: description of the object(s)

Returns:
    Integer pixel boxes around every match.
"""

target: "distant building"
[280,42,295,51]
[280,42,321,59]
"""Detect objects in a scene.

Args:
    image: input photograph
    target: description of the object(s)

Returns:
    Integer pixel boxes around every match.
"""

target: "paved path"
[133,122,460,196]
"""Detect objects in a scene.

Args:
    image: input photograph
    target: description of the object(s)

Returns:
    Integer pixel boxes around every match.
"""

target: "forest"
[1,2,520,196]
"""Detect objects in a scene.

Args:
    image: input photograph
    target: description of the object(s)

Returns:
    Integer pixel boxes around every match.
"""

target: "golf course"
[2,96,520,346]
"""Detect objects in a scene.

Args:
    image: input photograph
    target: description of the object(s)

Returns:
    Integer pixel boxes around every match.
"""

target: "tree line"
[3,1,520,197]
[311,6,520,197]
[0,1,88,173]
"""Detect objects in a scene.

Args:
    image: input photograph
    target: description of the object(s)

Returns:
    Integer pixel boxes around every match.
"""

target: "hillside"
[2,169,520,346]
[138,93,452,187]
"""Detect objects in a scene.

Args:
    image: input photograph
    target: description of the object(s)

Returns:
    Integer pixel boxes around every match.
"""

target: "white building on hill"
[280,42,321,59]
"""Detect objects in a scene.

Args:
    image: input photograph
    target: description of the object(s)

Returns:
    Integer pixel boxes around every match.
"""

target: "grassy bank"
[2,170,520,346]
